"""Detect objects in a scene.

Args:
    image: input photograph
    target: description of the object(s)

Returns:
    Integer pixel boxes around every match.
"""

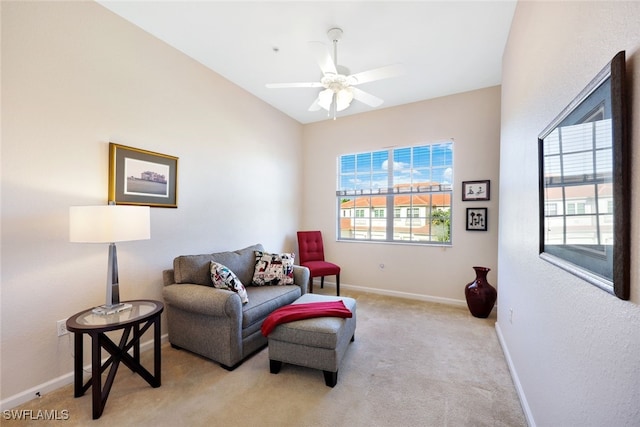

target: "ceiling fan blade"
[266,82,323,89]
[349,64,405,85]
[308,97,322,111]
[308,41,337,76]
[352,87,384,107]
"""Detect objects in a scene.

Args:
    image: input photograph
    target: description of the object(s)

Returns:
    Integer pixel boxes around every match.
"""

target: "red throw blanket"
[261,301,352,337]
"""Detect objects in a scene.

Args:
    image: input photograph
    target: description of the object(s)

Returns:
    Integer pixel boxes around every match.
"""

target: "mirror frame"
[538,51,629,300]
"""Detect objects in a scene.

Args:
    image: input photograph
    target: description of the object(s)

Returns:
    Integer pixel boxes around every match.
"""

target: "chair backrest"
[297,231,326,264]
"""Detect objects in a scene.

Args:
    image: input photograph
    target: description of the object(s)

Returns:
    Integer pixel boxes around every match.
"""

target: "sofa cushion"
[251,251,295,286]
[210,261,249,304]
[173,243,264,286]
[242,285,301,329]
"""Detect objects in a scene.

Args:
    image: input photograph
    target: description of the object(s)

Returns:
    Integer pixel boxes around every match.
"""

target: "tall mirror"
[538,51,629,300]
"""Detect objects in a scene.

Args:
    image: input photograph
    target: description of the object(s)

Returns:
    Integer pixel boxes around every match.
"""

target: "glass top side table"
[67,300,160,329]
[66,299,164,419]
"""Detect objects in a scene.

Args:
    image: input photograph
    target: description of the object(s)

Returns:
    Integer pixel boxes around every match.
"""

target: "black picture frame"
[462,180,490,201]
[538,51,629,300]
[466,208,487,231]
[108,143,178,208]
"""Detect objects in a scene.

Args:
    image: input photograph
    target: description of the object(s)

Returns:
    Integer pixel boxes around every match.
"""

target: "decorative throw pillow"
[252,251,295,286]
[210,261,249,304]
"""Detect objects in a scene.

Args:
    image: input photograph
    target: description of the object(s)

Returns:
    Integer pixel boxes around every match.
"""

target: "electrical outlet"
[57,319,69,337]
[509,308,514,324]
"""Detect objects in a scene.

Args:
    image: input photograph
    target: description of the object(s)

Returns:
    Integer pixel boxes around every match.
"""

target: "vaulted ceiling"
[98,1,516,124]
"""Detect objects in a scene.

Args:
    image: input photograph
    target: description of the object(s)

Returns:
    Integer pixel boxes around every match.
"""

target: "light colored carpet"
[4,288,526,426]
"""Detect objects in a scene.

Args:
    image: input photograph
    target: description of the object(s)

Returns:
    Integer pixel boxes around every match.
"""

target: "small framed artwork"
[466,208,488,231]
[108,143,178,208]
[462,180,490,201]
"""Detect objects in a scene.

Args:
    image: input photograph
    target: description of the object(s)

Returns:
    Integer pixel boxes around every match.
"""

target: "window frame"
[336,142,453,245]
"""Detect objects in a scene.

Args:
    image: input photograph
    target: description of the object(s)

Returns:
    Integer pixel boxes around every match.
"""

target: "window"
[337,142,453,244]
[566,202,586,215]
[544,203,558,216]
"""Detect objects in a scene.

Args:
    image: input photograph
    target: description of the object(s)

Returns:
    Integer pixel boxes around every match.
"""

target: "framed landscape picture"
[108,143,178,208]
[462,180,490,201]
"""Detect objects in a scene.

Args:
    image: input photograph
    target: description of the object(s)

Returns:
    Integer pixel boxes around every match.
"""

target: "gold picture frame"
[108,143,178,208]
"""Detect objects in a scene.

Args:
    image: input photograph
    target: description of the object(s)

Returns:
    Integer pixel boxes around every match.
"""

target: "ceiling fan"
[266,27,405,119]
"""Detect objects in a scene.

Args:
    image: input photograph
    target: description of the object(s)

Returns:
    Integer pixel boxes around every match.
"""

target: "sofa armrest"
[162,284,242,318]
[293,265,310,295]
[163,269,175,287]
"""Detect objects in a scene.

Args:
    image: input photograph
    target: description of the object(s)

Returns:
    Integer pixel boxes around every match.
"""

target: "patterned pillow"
[210,261,249,304]
[252,251,295,286]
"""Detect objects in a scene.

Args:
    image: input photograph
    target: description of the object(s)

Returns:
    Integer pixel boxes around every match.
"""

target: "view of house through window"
[337,142,453,244]
[542,115,613,246]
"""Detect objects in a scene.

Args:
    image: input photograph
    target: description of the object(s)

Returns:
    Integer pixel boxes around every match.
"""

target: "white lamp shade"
[70,205,150,243]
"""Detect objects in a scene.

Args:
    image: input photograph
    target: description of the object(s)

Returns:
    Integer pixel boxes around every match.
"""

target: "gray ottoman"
[267,293,356,387]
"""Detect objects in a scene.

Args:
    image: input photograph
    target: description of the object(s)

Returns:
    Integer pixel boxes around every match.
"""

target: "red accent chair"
[297,231,341,296]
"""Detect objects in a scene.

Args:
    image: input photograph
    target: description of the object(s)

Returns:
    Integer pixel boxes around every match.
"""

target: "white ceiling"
[97,1,516,124]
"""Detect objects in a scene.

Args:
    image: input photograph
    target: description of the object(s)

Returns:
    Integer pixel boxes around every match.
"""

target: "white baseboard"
[316,280,469,307]
[495,323,535,427]
[0,334,168,411]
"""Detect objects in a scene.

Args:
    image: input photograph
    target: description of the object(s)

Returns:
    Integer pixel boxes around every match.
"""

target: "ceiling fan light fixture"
[317,88,334,111]
[336,88,354,111]
[266,27,403,120]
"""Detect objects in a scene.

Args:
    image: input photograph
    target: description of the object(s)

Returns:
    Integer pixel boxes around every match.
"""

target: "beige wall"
[2,0,504,410]
[498,1,640,425]
[302,86,502,303]
[1,1,302,404]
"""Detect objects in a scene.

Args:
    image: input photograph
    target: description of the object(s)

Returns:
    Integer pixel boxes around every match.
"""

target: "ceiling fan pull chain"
[332,92,337,120]
[331,33,338,119]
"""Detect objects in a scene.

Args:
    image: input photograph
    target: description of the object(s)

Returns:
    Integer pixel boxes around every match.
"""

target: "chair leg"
[320,276,324,289]
[336,274,340,296]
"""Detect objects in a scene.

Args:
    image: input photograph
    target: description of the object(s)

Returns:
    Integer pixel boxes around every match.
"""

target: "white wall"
[302,86,501,303]
[1,1,302,404]
[498,2,640,426]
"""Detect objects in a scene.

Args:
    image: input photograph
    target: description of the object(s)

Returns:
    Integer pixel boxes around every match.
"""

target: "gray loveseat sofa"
[162,243,309,370]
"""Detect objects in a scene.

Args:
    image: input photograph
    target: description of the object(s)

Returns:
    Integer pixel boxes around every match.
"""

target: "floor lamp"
[69,204,151,315]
